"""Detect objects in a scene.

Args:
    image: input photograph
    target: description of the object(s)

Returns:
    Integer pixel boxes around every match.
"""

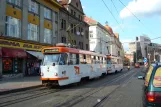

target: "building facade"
[84,16,110,55]
[104,25,123,58]
[128,35,151,63]
[0,0,61,77]
[58,0,89,50]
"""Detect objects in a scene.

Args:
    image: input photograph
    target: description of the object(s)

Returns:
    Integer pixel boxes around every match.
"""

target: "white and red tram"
[40,44,109,86]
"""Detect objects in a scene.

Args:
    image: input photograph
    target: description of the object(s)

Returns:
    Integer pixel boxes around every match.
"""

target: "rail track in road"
[0,68,138,107]
[55,68,140,107]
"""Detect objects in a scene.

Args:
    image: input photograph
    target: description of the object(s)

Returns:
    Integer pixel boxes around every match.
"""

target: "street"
[0,67,145,107]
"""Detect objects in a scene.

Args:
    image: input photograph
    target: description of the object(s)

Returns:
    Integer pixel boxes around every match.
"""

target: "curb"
[0,85,42,95]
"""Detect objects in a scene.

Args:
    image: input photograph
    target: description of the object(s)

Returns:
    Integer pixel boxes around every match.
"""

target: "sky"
[81,0,161,51]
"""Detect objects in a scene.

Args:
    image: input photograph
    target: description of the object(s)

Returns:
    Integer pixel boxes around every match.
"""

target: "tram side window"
[68,54,76,65]
[100,57,103,64]
[76,54,79,64]
[86,55,91,64]
[96,56,100,64]
[59,53,68,65]
[103,57,107,64]
[80,54,84,64]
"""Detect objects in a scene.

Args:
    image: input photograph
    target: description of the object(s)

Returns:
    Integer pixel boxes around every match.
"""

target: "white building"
[84,16,110,55]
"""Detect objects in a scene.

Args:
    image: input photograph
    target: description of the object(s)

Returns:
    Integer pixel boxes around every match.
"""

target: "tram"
[106,56,123,74]
[40,43,109,86]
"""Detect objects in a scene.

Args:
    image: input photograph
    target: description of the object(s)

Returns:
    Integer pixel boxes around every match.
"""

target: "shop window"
[2,58,13,74]
[44,7,52,20]
[28,0,39,14]
[44,28,52,44]
[5,16,21,38]
[27,23,39,41]
[7,0,21,7]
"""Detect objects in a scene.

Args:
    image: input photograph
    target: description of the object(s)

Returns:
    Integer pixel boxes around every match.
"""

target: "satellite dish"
[77,31,80,35]
[81,32,84,35]
[68,0,71,4]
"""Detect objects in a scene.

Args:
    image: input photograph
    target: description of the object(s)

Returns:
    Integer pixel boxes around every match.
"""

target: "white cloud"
[120,0,161,19]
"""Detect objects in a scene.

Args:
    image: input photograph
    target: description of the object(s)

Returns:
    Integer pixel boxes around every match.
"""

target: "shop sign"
[0,39,48,51]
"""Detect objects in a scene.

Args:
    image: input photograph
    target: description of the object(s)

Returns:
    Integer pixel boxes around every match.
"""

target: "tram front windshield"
[43,53,68,65]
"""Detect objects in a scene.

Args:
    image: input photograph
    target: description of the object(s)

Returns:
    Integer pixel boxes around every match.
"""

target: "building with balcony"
[0,0,62,77]
[58,0,89,50]
[84,16,110,55]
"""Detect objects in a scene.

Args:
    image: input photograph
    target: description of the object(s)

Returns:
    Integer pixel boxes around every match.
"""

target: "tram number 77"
[74,66,80,75]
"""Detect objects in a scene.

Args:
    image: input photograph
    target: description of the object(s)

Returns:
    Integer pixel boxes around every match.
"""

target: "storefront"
[0,37,51,77]
[2,47,27,74]
[26,51,44,76]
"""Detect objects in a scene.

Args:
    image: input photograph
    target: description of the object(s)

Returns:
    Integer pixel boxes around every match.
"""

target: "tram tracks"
[54,69,138,107]
[0,69,137,107]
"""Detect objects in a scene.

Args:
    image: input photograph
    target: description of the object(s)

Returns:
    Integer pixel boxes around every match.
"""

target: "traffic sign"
[144,58,147,63]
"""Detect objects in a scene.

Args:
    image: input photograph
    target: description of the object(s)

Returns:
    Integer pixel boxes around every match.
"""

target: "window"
[59,53,68,65]
[81,28,83,36]
[145,66,153,86]
[29,0,39,14]
[86,31,88,39]
[5,16,21,38]
[61,37,66,43]
[44,7,51,19]
[68,54,76,65]
[86,44,89,50]
[74,11,76,16]
[80,16,82,20]
[76,2,78,7]
[27,23,39,41]
[61,19,66,30]
[55,12,58,23]
[7,0,21,7]
[153,67,161,87]
[71,9,73,15]
[71,24,74,33]
[86,55,91,64]
[74,25,76,34]
[44,28,52,44]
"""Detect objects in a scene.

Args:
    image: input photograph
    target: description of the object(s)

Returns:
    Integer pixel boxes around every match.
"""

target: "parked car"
[138,63,161,107]
[135,63,140,68]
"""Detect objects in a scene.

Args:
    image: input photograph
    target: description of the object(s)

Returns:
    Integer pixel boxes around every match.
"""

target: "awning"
[2,48,27,58]
[0,47,2,57]
[26,51,44,60]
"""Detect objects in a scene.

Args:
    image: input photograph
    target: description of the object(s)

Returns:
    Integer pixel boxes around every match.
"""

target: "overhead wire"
[101,0,124,32]
[117,0,156,36]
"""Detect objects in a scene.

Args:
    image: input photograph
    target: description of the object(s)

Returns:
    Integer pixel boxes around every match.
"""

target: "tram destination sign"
[44,48,59,53]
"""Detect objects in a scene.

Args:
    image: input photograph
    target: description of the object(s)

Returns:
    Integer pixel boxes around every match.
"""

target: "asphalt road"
[0,67,145,107]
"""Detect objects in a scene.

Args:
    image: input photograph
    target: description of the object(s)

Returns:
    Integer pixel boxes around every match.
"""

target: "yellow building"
[0,0,62,77]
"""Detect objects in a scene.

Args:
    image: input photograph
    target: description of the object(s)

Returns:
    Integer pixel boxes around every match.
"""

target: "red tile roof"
[104,25,114,35]
[84,16,97,24]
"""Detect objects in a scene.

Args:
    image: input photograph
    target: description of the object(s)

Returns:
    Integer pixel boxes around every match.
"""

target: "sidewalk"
[0,76,41,95]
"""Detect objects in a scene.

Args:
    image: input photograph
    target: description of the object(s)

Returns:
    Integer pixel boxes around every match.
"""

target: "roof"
[84,16,97,24]
[58,0,70,5]
[104,25,114,35]
[114,33,119,39]
[42,46,106,57]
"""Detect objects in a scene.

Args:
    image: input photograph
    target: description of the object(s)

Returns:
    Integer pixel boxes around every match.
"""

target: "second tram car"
[107,56,123,74]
